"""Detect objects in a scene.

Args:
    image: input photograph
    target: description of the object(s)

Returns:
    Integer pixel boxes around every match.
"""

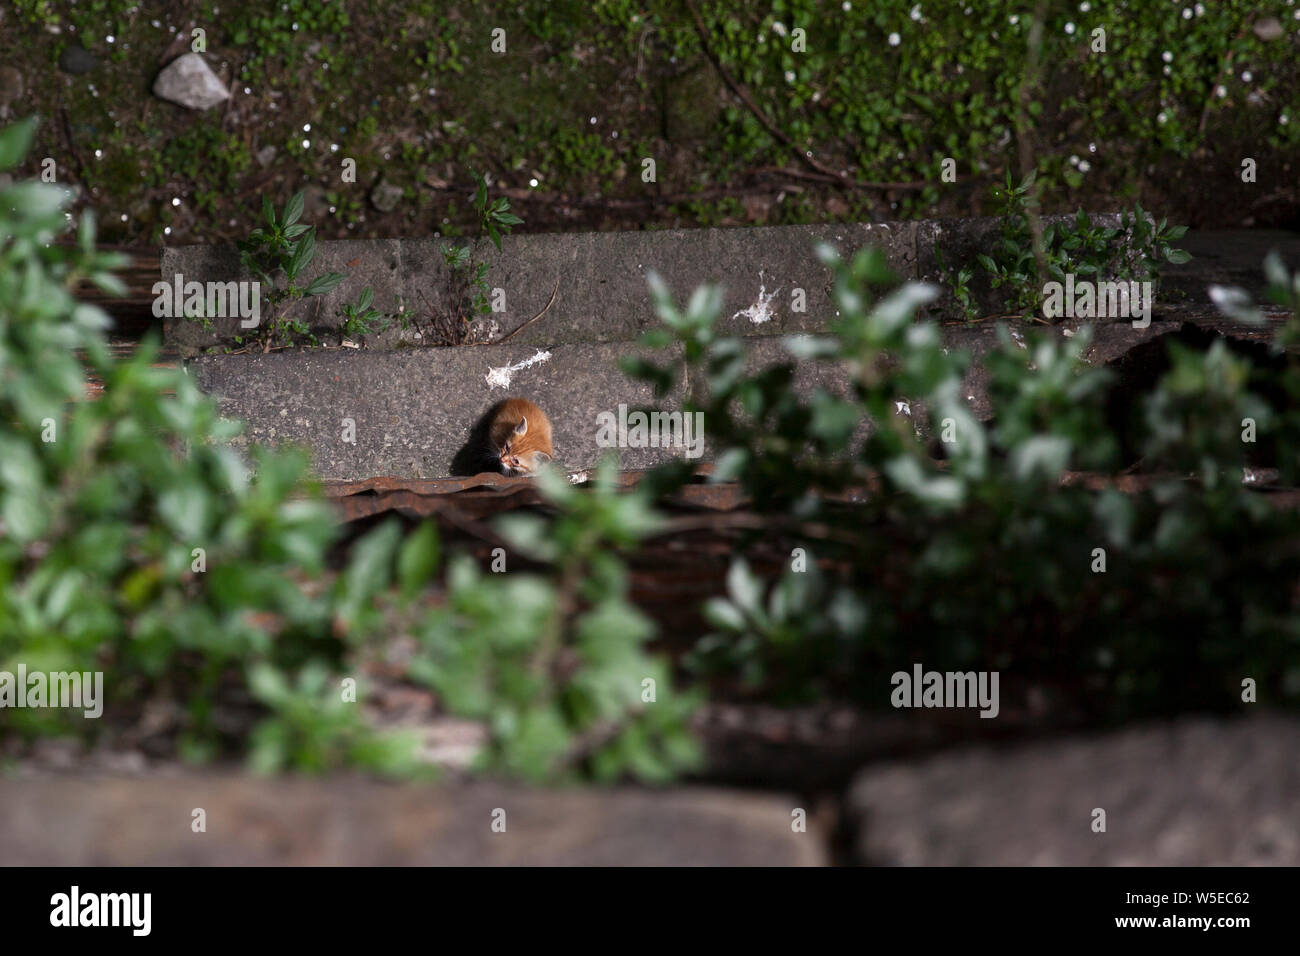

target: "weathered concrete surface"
[186,315,1216,479]
[163,222,920,354]
[402,221,919,346]
[849,714,1300,866]
[162,239,404,354]
[187,336,858,479]
[165,219,919,354]
[0,776,822,865]
[162,223,1300,355]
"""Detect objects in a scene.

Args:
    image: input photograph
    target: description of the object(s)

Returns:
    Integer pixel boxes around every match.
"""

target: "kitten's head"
[499,416,552,476]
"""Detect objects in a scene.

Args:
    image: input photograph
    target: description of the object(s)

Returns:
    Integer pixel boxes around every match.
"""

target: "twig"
[683,0,857,191]
[497,275,560,344]
[1015,2,1051,305]
[1198,28,1247,137]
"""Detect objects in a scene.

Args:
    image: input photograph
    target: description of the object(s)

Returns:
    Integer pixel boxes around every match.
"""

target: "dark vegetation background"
[1,0,1297,244]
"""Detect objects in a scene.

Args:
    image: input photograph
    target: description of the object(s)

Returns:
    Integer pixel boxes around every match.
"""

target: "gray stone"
[1253,17,1285,41]
[849,715,1300,865]
[0,775,823,865]
[152,53,230,110]
[370,178,405,213]
[57,43,96,75]
[255,145,277,167]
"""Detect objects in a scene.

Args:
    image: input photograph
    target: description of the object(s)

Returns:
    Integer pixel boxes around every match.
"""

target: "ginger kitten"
[488,397,553,476]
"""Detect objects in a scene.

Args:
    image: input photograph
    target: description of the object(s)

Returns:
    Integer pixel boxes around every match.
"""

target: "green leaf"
[703,597,746,631]
[282,190,305,227]
[0,116,38,170]
[303,271,345,296]
[286,229,315,280]
[726,559,764,615]
[397,521,440,599]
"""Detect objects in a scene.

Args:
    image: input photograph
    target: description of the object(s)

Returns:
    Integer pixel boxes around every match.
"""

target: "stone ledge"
[0,775,821,866]
[848,714,1299,866]
[162,214,1166,354]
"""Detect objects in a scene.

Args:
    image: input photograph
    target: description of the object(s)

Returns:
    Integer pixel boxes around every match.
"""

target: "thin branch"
[497,275,560,344]
[682,0,856,190]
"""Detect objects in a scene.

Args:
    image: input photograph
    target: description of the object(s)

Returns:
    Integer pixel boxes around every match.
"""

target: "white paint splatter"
[486,349,552,389]
[895,400,911,416]
[732,270,780,325]
[568,470,590,484]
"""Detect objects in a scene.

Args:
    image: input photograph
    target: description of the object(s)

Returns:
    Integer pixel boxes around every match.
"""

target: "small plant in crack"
[338,286,391,343]
[228,190,347,351]
[431,171,524,345]
[946,171,1193,322]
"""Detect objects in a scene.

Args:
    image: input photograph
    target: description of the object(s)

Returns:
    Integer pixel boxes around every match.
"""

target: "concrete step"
[161,213,1188,354]
[188,318,1200,481]
[0,774,821,865]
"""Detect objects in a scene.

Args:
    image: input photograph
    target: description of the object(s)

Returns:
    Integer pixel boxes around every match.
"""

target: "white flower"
[1065,21,1075,34]
[1162,50,1173,62]
[888,32,901,46]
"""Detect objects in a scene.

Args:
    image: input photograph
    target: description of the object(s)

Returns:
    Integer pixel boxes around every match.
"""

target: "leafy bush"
[626,242,1300,717]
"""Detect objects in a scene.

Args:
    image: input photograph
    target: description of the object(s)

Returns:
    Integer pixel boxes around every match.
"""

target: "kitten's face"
[498,415,552,476]
[498,443,550,476]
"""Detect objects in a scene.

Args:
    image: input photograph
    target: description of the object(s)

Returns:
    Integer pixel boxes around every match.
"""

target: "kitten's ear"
[532,451,551,466]
[513,417,528,437]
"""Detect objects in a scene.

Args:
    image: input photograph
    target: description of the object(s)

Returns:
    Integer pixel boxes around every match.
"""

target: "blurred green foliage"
[626,239,1300,717]
[0,119,694,781]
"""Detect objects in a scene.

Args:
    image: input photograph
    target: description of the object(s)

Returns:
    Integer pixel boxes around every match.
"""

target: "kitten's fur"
[489,397,553,476]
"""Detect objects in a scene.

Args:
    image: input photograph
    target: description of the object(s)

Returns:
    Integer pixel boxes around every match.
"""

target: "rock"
[301,184,330,220]
[663,61,724,143]
[370,179,404,213]
[152,53,230,110]
[255,145,277,168]
[0,67,24,105]
[1253,17,1284,41]
[58,43,96,75]
[848,715,1300,865]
